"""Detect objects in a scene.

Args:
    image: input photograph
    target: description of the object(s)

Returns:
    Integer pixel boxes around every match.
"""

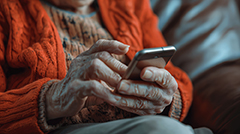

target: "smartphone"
[122,46,176,80]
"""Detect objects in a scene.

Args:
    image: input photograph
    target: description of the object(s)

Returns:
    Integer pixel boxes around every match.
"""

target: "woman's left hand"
[113,67,178,115]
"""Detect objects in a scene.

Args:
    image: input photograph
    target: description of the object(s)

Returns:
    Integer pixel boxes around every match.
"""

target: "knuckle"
[156,70,168,85]
[155,96,172,106]
[162,71,172,86]
[156,70,179,94]
[98,51,111,59]
[146,86,162,100]
[155,96,171,106]
[111,72,121,82]
[116,62,127,71]
[94,39,106,51]
[134,85,140,95]
[96,39,105,46]
[120,99,129,107]
[109,40,117,45]
[89,80,100,91]
[90,59,101,71]
[164,98,172,105]
[135,99,145,109]
[70,79,81,88]
[163,72,178,95]
[144,88,151,99]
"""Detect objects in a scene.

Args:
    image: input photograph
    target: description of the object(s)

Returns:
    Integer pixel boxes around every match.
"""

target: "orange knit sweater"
[0,0,193,133]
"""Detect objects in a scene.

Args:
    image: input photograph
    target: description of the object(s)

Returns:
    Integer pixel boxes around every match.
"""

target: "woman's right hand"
[45,39,129,120]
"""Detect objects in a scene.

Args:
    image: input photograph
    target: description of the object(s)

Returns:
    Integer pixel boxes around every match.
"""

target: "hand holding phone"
[114,46,178,115]
[122,46,176,80]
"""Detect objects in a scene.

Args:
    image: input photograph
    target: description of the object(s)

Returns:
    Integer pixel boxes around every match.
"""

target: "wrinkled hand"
[46,39,129,120]
[45,39,178,121]
[114,67,178,115]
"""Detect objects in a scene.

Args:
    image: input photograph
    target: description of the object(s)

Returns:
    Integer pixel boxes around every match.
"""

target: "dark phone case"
[123,46,176,80]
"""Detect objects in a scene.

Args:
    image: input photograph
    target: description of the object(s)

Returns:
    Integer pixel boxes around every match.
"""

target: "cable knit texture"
[0,0,193,133]
[38,79,67,133]
[98,0,193,121]
[0,0,66,133]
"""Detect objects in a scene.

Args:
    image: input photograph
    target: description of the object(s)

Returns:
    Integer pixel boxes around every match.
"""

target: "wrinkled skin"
[46,39,178,120]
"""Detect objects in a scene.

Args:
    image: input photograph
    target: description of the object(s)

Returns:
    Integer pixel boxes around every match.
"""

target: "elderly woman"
[0,0,212,134]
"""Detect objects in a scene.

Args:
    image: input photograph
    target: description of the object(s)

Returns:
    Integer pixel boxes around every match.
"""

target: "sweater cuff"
[169,89,182,120]
[38,79,66,133]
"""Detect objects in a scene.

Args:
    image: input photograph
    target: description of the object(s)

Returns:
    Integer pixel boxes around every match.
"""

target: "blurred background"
[150,0,240,133]
[150,0,240,80]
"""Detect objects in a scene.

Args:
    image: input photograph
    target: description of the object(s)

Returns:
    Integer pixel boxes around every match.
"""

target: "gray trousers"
[51,115,213,134]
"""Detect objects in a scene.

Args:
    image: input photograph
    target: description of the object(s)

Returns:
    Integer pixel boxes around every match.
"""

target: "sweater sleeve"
[0,1,67,133]
[0,8,47,134]
[135,0,193,121]
[0,78,51,134]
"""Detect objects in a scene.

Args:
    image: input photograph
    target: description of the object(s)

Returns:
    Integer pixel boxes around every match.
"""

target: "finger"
[78,51,127,76]
[81,39,130,56]
[80,58,122,87]
[70,80,166,115]
[112,94,167,110]
[70,79,119,105]
[140,67,178,94]
[117,105,165,115]
[117,80,172,103]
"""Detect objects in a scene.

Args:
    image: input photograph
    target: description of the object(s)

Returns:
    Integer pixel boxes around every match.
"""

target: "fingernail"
[142,70,152,79]
[118,44,130,52]
[118,81,129,93]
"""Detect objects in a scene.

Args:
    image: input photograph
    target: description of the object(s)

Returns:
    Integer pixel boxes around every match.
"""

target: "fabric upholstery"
[151,0,240,133]
[186,59,240,134]
[151,0,240,80]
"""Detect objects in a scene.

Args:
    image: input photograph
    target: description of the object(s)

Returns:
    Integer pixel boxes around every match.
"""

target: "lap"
[51,115,212,134]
